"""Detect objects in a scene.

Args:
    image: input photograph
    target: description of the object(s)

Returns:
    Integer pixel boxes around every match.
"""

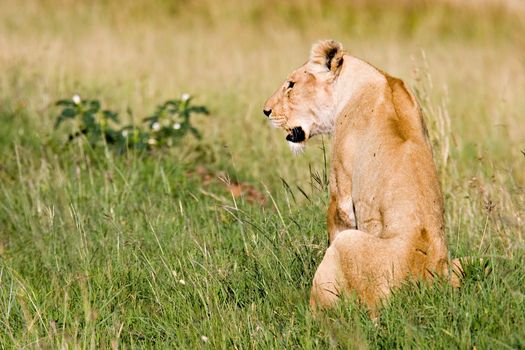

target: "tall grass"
[0,0,524,348]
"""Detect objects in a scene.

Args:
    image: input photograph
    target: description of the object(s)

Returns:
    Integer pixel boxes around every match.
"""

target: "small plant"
[143,93,209,148]
[55,95,120,145]
[54,93,209,152]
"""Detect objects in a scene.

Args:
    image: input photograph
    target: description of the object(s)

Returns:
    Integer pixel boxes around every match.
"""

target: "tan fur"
[264,40,462,313]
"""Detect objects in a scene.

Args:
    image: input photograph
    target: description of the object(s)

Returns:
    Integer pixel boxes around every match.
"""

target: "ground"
[0,1,524,348]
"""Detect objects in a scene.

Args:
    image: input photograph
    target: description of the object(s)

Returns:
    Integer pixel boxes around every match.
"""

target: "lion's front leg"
[327,194,357,244]
[327,195,339,244]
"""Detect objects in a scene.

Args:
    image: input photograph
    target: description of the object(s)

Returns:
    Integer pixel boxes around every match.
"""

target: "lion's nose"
[263,109,272,117]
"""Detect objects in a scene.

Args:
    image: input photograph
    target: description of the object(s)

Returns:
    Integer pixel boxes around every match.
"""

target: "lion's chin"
[287,141,305,155]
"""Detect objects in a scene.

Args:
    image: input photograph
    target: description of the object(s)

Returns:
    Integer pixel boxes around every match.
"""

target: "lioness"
[263,40,460,312]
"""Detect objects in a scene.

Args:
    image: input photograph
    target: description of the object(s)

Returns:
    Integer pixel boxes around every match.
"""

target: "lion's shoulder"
[383,74,429,143]
[385,75,416,109]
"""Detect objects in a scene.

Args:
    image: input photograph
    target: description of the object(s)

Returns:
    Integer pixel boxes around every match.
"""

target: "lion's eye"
[287,81,295,89]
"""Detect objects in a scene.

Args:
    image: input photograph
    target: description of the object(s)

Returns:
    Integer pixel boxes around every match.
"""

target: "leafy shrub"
[54,93,209,152]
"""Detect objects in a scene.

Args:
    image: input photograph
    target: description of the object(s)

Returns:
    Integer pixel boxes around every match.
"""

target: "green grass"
[1,0,524,348]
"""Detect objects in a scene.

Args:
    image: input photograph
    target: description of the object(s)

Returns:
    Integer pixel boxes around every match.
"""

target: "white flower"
[152,122,161,131]
[200,336,209,343]
[121,130,129,137]
[181,93,190,101]
[147,138,157,145]
[173,123,181,130]
[178,279,186,285]
[72,94,81,105]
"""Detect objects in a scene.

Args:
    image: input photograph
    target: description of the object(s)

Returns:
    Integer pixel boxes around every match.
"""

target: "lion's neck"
[333,55,386,120]
[333,56,428,148]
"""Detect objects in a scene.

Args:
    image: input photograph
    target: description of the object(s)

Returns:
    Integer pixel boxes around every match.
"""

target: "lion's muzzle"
[286,127,306,143]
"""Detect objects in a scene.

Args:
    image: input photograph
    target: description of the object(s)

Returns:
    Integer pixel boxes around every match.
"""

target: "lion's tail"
[449,256,492,288]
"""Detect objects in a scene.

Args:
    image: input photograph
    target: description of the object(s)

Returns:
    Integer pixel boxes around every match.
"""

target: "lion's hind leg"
[310,245,345,309]
[310,230,408,312]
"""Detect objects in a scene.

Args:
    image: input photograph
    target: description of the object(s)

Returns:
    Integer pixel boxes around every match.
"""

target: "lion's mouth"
[286,127,306,143]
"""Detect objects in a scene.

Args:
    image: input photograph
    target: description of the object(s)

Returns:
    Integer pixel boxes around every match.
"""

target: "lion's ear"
[310,40,344,73]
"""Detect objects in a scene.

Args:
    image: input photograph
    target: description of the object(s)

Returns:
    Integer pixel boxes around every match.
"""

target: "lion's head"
[263,40,345,153]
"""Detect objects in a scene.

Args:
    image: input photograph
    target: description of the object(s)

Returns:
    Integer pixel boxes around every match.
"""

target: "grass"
[0,0,524,348]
